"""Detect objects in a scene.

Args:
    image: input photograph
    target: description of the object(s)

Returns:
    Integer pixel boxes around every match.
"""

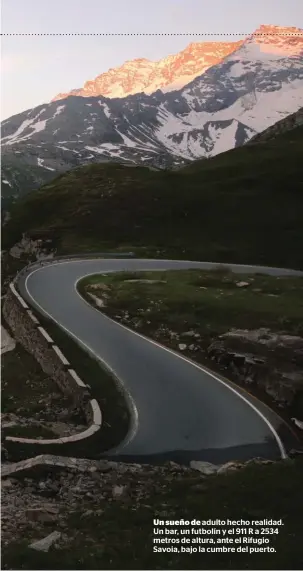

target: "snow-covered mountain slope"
[154,25,303,159]
[1,25,303,202]
[248,106,303,143]
[52,41,243,101]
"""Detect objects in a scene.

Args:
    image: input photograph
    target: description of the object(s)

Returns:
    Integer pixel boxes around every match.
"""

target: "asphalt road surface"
[19,258,302,464]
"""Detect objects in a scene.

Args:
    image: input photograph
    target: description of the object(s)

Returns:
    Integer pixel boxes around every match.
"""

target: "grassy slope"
[1,339,78,441]
[3,124,303,269]
[80,269,303,336]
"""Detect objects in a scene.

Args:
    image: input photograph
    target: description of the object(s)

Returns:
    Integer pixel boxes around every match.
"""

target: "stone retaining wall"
[2,282,103,451]
[5,399,102,447]
[3,284,90,409]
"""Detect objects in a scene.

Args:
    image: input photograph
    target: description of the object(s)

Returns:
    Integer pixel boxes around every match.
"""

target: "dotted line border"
[1,32,302,37]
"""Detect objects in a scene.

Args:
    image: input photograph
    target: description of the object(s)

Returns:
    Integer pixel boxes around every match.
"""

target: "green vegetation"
[2,457,303,570]
[79,269,303,340]
[3,124,303,269]
[1,337,78,442]
[1,341,61,417]
[4,425,57,440]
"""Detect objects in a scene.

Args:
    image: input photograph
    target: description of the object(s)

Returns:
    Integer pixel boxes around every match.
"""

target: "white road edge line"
[24,259,292,459]
[37,326,54,344]
[24,266,139,453]
[68,368,87,388]
[52,344,70,366]
[6,424,100,445]
[27,310,40,324]
[17,296,29,309]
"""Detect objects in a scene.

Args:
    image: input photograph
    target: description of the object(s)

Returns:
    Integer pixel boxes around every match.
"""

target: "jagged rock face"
[252,24,303,55]
[51,25,303,101]
[52,41,243,101]
[1,25,303,201]
[9,233,55,260]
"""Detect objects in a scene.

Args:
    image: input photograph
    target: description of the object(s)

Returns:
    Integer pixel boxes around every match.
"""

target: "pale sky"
[1,0,303,119]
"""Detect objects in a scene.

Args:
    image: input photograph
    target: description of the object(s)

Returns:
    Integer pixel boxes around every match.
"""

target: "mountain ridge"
[52,25,303,103]
[52,40,243,101]
[1,24,303,205]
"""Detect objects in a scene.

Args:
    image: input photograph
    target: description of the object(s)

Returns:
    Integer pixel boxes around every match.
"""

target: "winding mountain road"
[19,258,302,464]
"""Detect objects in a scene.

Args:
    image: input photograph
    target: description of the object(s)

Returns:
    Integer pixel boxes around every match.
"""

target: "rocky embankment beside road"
[102,304,303,421]
[207,328,303,418]
[1,453,299,551]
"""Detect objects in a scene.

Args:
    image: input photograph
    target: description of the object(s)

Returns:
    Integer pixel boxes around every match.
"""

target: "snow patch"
[30,120,47,134]
[85,144,124,156]
[1,118,34,143]
[98,101,111,118]
[53,104,65,118]
[115,129,137,147]
[37,157,55,171]
[210,79,303,132]
[56,145,70,151]
[1,111,48,145]
[209,120,238,156]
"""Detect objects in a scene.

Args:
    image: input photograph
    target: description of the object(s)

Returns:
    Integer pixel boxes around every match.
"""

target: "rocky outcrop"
[207,328,303,415]
[190,457,274,475]
[52,41,243,101]
[9,233,55,260]
[29,531,62,552]
[1,453,282,481]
